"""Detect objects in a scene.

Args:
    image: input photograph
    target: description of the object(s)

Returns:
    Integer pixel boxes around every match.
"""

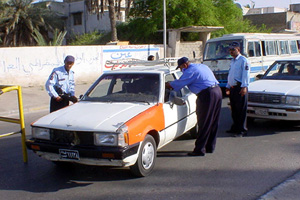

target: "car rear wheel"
[130,135,156,177]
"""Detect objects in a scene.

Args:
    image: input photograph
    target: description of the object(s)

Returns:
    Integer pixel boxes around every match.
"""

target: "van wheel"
[190,123,198,139]
[130,135,156,177]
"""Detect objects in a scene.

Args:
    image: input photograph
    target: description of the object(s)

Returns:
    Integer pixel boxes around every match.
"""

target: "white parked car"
[247,58,300,121]
[26,60,198,177]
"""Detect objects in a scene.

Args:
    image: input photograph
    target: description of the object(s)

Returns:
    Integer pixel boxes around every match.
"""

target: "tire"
[247,117,255,125]
[190,123,198,139]
[130,135,157,177]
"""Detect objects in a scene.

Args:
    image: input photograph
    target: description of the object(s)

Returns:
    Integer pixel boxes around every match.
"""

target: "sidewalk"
[0,83,91,116]
[0,83,300,200]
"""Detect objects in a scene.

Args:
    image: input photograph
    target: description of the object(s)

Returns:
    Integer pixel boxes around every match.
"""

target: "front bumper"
[247,103,300,120]
[26,139,140,167]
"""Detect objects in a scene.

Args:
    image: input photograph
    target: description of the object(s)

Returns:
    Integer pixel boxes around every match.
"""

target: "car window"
[264,61,300,80]
[82,73,160,103]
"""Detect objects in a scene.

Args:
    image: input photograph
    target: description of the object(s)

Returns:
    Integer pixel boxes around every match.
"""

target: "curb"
[257,170,300,200]
[0,105,48,117]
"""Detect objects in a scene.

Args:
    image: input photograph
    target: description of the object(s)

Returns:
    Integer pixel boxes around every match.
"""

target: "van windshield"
[203,40,243,60]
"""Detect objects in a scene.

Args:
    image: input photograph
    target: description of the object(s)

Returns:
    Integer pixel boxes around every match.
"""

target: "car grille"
[50,129,94,145]
[248,93,282,104]
[214,72,228,81]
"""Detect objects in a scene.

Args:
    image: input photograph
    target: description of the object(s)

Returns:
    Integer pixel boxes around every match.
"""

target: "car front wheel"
[130,135,157,177]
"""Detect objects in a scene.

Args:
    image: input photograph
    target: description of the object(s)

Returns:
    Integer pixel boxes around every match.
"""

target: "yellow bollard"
[0,85,28,163]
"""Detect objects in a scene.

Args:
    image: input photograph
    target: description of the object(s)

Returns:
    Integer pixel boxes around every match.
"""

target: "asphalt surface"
[0,83,300,200]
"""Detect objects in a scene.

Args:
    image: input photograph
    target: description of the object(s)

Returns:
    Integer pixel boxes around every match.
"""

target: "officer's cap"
[64,55,75,63]
[176,57,189,70]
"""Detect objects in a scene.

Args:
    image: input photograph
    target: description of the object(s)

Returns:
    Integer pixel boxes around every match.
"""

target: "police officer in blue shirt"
[45,55,78,112]
[226,42,250,137]
[166,57,222,156]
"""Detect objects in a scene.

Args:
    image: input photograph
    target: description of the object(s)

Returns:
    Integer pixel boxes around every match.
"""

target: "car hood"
[33,101,153,132]
[249,80,300,95]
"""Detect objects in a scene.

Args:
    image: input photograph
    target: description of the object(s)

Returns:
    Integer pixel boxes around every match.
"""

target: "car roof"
[273,57,300,62]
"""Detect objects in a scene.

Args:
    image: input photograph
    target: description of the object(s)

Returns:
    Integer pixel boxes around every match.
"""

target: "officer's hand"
[240,87,247,97]
[225,88,230,96]
[165,82,173,90]
[55,96,62,102]
[70,96,78,103]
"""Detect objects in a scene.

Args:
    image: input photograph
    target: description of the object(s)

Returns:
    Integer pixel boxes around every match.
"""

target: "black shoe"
[233,131,247,137]
[226,129,237,134]
[206,150,213,153]
[187,152,205,156]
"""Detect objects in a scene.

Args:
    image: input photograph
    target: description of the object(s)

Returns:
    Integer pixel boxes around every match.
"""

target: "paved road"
[0,99,299,200]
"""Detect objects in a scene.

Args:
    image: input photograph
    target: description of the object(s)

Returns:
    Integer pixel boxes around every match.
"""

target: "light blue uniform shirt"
[45,66,75,98]
[170,63,219,94]
[226,54,250,88]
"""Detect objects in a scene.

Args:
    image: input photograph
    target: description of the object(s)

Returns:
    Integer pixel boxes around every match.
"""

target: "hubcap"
[141,141,154,170]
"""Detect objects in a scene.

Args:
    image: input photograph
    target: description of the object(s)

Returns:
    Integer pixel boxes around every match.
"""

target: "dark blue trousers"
[229,86,248,132]
[50,97,69,113]
[194,86,222,154]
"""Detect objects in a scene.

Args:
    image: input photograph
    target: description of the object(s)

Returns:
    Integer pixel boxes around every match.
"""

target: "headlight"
[94,125,129,147]
[285,96,300,105]
[94,133,118,146]
[32,127,50,140]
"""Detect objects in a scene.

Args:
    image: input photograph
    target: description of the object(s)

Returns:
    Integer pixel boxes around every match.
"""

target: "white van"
[203,33,300,88]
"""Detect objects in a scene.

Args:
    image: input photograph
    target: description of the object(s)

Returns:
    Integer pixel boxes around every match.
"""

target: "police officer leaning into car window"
[226,42,250,137]
[166,57,222,156]
[45,55,78,113]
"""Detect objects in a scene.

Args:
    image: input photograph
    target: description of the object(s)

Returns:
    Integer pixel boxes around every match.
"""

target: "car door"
[162,72,196,144]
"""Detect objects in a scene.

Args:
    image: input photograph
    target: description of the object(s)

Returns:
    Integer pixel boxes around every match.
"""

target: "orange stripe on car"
[125,103,165,145]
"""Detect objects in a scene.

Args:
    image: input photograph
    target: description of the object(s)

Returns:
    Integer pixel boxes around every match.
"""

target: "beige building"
[44,0,128,36]
[243,4,300,33]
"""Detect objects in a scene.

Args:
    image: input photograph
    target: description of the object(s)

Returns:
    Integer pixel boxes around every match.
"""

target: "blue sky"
[235,0,300,9]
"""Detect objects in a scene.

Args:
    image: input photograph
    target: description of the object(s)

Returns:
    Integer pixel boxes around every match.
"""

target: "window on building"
[72,12,82,26]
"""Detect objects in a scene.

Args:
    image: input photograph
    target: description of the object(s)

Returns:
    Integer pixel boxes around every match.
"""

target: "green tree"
[125,0,270,43]
[0,0,64,47]
[32,28,67,46]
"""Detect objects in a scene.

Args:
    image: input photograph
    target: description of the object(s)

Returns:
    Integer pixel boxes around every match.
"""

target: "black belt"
[230,81,242,88]
[197,84,219,96]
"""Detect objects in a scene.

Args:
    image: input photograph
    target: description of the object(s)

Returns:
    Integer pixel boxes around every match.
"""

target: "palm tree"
[32,28,67,46]
[0,0,64,47]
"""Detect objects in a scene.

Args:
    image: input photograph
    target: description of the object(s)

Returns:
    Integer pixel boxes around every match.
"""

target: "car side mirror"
[169,91,185,106]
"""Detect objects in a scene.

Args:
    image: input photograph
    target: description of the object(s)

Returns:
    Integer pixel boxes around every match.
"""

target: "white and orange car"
[26,60,198,176]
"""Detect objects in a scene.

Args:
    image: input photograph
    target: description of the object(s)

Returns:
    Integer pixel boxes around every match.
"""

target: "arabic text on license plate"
[255,108,268,116]
[59,149,80,160]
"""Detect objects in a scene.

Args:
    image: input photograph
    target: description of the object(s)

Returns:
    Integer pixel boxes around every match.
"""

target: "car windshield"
[263,61,300,81]
[203,39,243,60]
[81,73,160,103]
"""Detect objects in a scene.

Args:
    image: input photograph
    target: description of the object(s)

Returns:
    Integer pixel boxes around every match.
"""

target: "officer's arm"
[45,71,59,98]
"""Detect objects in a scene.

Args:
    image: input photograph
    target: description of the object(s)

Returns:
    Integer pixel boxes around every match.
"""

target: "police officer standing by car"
[226,42,250,137]
[45,55,78,112]
[166,57,222,156]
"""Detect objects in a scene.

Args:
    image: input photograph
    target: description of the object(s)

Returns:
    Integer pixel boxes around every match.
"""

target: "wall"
[0,45,163,87]
[244,12,287,32]
[179,41,203,61]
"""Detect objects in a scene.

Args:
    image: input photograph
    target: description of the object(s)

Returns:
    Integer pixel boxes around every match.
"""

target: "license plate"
[255,108,269,116]
[59,149,80,160]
